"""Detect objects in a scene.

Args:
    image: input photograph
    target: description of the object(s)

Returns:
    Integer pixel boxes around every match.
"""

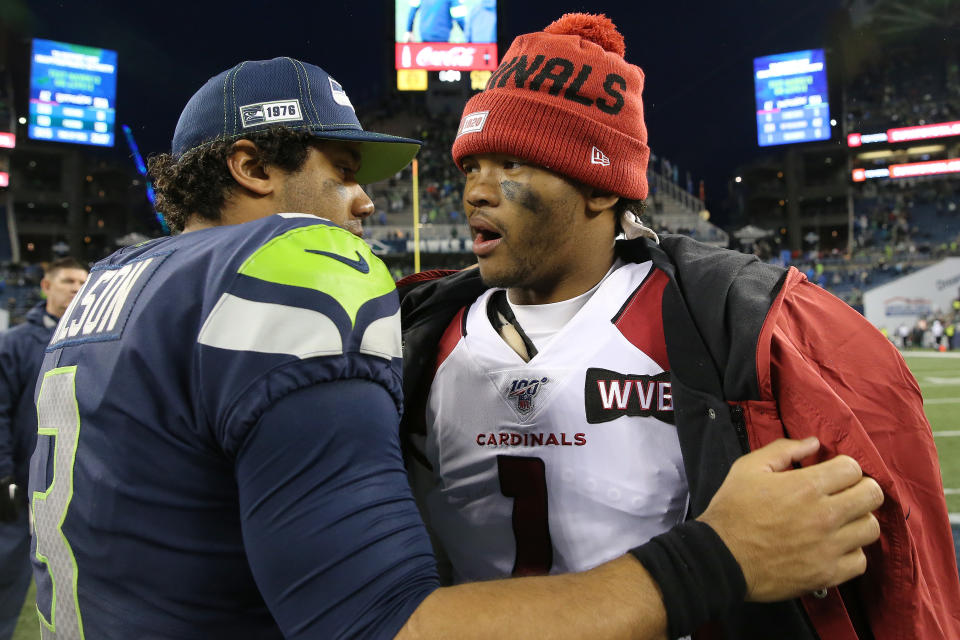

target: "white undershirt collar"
[506,259,624,352]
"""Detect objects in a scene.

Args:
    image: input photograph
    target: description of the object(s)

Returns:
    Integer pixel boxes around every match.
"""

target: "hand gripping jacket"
[398,236,960,639]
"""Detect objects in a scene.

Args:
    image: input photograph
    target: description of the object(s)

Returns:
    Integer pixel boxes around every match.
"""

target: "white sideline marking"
[951,513,960,525]
[945,489,960,496]
[934,430,960,437]
[925,377,960,384]
[924,398,960,405]
[904,351,960,358]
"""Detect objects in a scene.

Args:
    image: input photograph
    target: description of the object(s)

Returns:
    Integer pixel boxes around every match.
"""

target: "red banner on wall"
[395,42,497,71]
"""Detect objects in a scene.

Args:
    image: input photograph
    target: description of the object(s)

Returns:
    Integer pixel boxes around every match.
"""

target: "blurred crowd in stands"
[854,178,960,254]
[847,44,960,132]
[0,263,46,327]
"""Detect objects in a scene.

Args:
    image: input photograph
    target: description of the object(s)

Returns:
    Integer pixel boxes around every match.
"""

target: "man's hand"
[698,437,883,602]
[0,476,19,523]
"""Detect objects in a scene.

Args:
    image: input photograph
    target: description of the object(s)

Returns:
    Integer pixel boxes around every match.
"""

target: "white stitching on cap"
[232,61,248,137]
[279,58,307,127]
[291,58,322,127]
[221,65,231,139]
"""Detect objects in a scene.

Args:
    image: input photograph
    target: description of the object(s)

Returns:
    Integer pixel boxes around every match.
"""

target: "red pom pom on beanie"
[543,13,626,57]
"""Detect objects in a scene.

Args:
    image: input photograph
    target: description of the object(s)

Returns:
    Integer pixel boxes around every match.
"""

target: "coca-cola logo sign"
[395,42,497,71]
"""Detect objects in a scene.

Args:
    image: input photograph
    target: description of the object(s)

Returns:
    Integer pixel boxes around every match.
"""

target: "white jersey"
[421,261,689,582]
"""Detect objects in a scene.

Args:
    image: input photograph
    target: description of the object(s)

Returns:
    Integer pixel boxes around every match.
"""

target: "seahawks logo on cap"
[240,100,303,128]
[329,77,354,110]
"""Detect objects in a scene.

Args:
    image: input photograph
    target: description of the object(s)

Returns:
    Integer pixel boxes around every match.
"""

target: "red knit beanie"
[451,13,649,200]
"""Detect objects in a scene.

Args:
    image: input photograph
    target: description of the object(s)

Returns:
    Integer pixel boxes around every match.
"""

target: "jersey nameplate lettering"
[48,253,168,350]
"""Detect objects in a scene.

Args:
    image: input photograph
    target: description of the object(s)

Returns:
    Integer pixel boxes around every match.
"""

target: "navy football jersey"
[28,214,438,639]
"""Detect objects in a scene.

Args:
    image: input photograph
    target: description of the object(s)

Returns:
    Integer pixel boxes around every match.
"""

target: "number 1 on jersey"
[496,455,553,576]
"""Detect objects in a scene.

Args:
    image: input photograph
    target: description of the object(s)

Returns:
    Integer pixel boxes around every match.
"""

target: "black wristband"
[629,520,746,639]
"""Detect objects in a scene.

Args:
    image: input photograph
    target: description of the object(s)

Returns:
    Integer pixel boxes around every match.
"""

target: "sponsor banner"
[888,158,960,179]
[848,120,960,147]
[395,42,497,71]
[888,120,960,143]
[852,158,960,181]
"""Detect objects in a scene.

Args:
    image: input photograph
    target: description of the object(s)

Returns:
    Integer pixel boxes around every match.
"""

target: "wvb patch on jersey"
[48,252,170,350]
[584,367,674,424]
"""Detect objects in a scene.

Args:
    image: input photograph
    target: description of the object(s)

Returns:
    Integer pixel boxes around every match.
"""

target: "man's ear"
[226,139,275,197]
[585,188,620,215]
[40,276,51,295]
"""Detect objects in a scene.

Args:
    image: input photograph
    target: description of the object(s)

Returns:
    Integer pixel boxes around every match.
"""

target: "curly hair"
[147,128,318,233]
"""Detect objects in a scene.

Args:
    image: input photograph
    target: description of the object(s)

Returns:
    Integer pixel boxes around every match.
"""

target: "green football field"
[907,352,960,513]
[10,351,960,638]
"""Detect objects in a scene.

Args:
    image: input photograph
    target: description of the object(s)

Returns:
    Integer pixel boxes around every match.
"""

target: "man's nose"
[464,170,500,211]
[354,187,375,219]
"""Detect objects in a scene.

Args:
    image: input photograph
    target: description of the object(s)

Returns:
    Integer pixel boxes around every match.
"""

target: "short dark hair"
[45,257,88,277]
[147,127,317,233]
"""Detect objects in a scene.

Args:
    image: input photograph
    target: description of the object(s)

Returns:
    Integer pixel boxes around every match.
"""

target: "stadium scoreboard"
[754,49,830,147]
[395,0,498,90]
[28,38,118,147]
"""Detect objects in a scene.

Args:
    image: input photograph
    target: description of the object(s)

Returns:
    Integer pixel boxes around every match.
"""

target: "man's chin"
[477,264,518,290]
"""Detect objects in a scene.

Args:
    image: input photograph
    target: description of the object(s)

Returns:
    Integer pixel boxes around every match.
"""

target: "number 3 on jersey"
[497,455,553,576]
[33,366,85,639]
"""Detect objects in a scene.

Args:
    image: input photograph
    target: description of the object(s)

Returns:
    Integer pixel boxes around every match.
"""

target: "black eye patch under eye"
[500,181,549,216]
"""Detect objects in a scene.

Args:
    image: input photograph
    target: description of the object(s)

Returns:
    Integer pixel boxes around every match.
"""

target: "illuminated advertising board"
[848,120,960,147]
[852,158,960,182]
[28,38,117,147]
[395,0,498,71]
[754,49,830,147]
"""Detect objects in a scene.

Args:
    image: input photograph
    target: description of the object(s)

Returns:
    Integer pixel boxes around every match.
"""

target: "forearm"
[397,555,666,640]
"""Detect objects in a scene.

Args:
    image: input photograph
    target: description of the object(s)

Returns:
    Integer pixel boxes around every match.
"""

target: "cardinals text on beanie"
[451,13,650,200]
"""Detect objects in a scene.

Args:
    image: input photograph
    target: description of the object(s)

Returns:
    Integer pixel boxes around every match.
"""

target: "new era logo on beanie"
[171,57,420,184]
[591,146,611,166]
[451,13,650,200]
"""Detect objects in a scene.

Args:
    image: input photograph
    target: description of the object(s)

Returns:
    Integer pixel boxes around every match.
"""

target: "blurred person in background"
[465,0,496,43]
[0,257,87,640]
[403,0,465,43]
[28,56,884,640]
[398,13,960,639]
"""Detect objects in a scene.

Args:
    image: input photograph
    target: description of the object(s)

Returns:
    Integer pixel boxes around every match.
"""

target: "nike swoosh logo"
[304,249,370,273]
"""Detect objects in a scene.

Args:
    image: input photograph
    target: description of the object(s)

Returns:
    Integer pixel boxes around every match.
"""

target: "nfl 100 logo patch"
[506,377,548,414]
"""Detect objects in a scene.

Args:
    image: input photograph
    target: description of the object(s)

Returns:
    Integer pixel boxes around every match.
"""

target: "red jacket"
[743,267,960,639]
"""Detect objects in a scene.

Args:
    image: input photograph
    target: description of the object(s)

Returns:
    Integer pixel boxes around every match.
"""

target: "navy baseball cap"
[172,57,421,184]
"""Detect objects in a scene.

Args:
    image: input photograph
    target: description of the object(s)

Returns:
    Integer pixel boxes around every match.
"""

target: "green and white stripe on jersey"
[198,218,400,360]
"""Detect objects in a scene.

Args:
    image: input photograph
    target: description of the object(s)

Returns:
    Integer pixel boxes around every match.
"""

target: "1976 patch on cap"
[240,99,303,128]
[457,110,489,137]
